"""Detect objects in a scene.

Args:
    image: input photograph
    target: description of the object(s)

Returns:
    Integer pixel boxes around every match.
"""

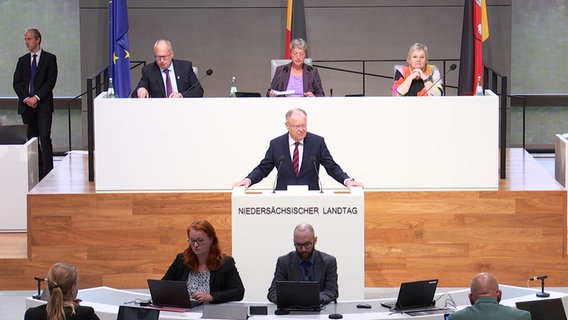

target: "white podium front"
[0,137,38,232]
[231,187,365,302]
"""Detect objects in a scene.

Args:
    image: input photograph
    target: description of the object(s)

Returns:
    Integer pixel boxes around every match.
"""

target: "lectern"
[231,186,365,301]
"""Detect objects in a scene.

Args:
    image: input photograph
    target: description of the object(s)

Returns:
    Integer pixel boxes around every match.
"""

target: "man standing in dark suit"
[233,108,362,191]
[13,28,58,179]
[267,223,338,305]
[133,39,203,98]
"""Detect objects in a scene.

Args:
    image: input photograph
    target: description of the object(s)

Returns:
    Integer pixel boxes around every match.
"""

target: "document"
[271,89,295,96]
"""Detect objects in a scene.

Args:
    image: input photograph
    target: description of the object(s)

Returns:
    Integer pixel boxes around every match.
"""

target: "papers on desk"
[271,89,295,96]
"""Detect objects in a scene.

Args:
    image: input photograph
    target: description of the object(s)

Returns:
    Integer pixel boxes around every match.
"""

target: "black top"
[162,254,245,303]
[24,304,100,320]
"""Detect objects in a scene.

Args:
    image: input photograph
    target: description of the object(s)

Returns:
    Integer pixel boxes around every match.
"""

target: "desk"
[25,285,568,320]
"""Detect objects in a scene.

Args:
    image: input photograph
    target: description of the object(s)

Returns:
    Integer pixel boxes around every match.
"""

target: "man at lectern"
[267,223,338,304]
[233,108,362,191]
[132,39,203,98]
[449,272,531,320]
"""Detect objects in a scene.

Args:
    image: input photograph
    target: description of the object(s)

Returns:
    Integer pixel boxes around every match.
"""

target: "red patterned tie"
[293,142,300,177]
[164,69,172,97]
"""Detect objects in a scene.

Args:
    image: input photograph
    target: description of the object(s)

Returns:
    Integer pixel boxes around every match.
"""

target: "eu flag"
[109,0,131,98]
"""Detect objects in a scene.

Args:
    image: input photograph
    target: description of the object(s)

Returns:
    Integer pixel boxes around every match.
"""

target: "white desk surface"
[25,285,567,320]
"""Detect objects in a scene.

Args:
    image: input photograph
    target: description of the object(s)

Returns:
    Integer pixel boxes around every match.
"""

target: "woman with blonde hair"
[392,42,443,96]
[25,263,99,320]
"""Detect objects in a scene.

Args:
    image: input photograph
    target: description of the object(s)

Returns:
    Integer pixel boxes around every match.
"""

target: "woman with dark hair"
[25,263,99,320]
[162,220,245,303]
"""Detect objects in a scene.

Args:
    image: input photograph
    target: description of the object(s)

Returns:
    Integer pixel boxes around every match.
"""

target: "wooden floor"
[0,149,565,290]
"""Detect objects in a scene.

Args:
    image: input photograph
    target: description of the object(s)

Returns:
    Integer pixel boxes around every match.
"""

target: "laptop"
[276,281,322,312]
[117,305,160,320]
[147,279,202,310]
[516,298,568,320]
[380,279,438,311]
[235,91,262,97]
[0,124,28,145]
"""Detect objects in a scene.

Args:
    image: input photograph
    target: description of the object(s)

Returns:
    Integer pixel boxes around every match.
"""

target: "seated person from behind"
[24,262,100,320]
[268,38,324,97]
[162,220,245,303]
[267,223,338,305]
[132,39,203,98]
[392,42,443,96]
[449,272,531,320]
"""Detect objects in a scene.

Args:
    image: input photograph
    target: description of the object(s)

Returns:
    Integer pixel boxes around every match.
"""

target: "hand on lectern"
[345,179,363,190]
[232,178,251,189]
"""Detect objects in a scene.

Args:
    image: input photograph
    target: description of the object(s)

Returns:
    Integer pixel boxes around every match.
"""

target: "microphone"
[310,156,323,193]
[33,277,47,300]
[272,155,285,193]
[181,68,213,96]
[421,63,456,96]
[330,88,333,97]
[329,300,342,319]
[529,275,550,298]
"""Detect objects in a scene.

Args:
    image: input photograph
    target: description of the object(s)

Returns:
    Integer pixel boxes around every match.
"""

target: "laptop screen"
[276,281,321,311]
[147,279,202,309]
[516,298,568,320]
[117,305,159,320]
[0,124,27,145]
[394,279,438,310]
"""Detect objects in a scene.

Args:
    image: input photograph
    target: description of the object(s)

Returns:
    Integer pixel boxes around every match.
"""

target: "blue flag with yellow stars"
[109,0,131,98]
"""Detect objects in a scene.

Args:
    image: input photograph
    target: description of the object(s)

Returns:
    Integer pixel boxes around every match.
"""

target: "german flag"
[285,0,307,59]
[458,0,489,96]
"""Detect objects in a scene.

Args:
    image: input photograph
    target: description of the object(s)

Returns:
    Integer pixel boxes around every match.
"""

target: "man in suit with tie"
[233,108,362,191]
[13,28,58,179]
[133,39,203,98]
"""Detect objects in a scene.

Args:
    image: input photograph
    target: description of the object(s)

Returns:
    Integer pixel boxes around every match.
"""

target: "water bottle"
[475,76,483,96]
[229,76,237,98]
[107,78,115,98]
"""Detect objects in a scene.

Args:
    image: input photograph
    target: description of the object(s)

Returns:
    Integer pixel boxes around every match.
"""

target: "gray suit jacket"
[267,63,324,97]
[267,249,338,304]
[449,297,531,320]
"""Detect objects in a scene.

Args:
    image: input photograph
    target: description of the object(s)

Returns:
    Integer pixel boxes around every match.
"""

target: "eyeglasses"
[287,122,307,130]
[187,238,206,245]
[154,54,171,61]
[293,241,313,249]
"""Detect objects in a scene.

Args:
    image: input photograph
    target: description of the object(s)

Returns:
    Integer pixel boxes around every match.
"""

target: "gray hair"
[285,108,307,121]
[406,42,429,63]
[25,28,42,44]
[289,38,308,52]
[154,39,174,52]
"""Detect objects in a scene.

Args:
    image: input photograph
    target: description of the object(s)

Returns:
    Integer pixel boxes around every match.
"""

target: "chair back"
[270,58,312,80]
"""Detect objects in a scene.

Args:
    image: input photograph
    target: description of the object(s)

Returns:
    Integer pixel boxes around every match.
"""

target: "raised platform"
[0,149,566,292]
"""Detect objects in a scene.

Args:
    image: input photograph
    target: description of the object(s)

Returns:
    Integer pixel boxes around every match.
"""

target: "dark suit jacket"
[267,250,338,304]
[268,63,324,97]
[162,253,245,304]
[132,59,203,98]
[24,304,100,320]
[246,132,350,190]
[13,50,58,115]
[448,297,531,320]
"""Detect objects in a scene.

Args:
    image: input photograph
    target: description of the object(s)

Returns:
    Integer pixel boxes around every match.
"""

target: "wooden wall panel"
[0,187,565,291]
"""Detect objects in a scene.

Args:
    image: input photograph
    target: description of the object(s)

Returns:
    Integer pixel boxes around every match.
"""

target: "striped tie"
[293,142,300,177]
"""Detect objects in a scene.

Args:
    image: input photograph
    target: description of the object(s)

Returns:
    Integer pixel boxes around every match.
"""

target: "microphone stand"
[33,277,46,300]
[272,156,285,193]
[536,277,550,298]
[329,300,342,319]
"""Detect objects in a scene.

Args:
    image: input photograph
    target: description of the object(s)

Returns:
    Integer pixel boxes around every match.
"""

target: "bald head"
[469,272,501,304]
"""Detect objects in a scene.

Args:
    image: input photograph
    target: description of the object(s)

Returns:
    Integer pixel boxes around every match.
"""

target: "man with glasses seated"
[233,108,362,191]
[132,39,203,98]
[267,223,338,304]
